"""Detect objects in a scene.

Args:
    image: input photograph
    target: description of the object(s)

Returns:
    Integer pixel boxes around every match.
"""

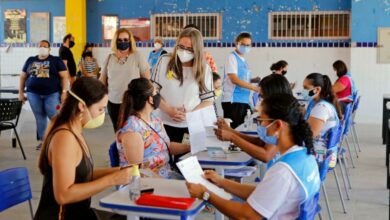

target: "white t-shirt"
[221,52,246,103]
[153,55,213,128]
[309,102,338,134]
[102,51,150,104]
[247,146,306,220]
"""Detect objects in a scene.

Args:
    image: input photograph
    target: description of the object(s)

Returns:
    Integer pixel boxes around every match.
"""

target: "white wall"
[3,46,383,124]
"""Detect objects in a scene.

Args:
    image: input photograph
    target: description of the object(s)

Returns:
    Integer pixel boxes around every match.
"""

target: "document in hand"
[186,106,229,154]
[176,156,232,200]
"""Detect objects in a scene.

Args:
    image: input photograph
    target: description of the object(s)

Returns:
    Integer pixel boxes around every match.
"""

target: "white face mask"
[38,47,49,57]
[154,43,162,50]
[177,49,194,63]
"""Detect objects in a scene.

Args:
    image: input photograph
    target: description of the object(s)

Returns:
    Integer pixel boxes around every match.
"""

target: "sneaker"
[36,143,42,151]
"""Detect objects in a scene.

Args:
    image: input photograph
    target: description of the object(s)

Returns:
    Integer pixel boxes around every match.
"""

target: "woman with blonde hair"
[100,28,150,131]
[152,27,214,159]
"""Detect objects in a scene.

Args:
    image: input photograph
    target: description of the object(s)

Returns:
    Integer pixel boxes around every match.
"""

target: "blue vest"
[148,49,164,70]
[276,148,321,201]
[231,51,251,104]
[305,100,340,136]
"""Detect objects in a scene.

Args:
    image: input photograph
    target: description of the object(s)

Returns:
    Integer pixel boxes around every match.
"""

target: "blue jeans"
[27,92,60,141]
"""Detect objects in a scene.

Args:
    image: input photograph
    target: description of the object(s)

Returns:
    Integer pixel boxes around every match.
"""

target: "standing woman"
[78,43,99,78]
[221,32,259,128]
[147,38,167,71]
[152,27,213,147]
[332,60,356,110]
[34,78,131,220]
[18,40,69,150]
[99,28,150,131]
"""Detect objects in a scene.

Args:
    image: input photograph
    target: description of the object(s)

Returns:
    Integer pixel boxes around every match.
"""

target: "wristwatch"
[202,191,210,201]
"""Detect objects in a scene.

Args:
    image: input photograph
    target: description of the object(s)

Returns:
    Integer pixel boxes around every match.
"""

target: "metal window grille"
[269,11,350,40]
[151,13,222,40]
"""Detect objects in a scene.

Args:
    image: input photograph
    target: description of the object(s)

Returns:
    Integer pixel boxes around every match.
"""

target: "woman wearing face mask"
[302,73,342,163]
[100,28,150,131]
[332,60,357,110]
[34,78,132,220]
[187,94,320,220]
[116,78,190,179]
[270,60,288,76]
[78,43,99,78]
[19,40,69,150]
[152,28,213,153]
[221,32,260,129]
[147,38,167,71]
[215,74,293,163]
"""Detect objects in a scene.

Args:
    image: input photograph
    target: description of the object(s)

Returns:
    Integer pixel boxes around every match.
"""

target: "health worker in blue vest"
[148,38,167,71]
[302,73,342,166]
[187,94,320,220]
[221,32,260,128]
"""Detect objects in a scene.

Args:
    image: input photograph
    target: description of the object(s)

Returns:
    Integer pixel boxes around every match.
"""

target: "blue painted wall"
[0,0,65,43]
[351,0,390,42]
[86,0,351,43]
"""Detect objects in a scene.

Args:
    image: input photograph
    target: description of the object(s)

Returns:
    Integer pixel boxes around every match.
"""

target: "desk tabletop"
[100,178,205,216]
[181,150,253,166]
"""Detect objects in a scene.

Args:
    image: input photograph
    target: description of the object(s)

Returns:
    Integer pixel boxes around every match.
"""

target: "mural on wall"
[30,12,50,43]
[53,16,66,43]
[102,15,118,41]
[120,18,150,41]
[4,9,26,43]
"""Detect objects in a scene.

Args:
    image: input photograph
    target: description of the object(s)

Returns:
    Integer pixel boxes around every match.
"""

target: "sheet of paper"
[186,105,228,154]
[186,110,207,154]
[176,156,232,200]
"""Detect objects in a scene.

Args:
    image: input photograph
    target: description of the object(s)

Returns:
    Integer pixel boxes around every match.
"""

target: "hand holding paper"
[176,156,232,200]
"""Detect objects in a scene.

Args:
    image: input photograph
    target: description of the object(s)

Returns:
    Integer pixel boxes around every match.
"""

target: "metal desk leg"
[215,167,225,220]
[127,215,140,220]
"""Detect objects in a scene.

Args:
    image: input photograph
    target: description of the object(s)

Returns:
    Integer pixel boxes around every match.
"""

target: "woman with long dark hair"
[187,94,320,219]
[78,43,99,78]
[34,78,131,220]
[215,74,292,163]
[116,78,190,178]
[302,73,342,163]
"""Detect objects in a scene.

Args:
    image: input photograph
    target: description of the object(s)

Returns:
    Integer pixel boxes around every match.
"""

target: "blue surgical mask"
[238,45,251,54]
[257,121,278,145]
[300,89,315,101]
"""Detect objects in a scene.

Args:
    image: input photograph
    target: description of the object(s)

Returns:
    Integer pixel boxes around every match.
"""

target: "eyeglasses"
[151,80,163,92]
[255,117,275,125]
[176,44,194,53]
[117,38,129,43]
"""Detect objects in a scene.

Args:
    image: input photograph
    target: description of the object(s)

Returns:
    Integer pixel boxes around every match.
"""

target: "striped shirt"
[79,57,98,76]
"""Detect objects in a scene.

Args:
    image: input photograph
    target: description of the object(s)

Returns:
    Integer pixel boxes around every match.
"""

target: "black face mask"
[84,51,93,57]
[308,89,316,97]
[151,93,161,109]
[117,42,130,51]
[282,70,287,75]
[69,41,75,48]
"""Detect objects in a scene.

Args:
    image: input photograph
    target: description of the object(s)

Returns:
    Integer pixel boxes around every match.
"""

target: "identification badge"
[182,133,190,145]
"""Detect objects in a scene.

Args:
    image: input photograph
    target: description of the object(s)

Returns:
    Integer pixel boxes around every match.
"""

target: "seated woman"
[302,73,342,163]
[332,60,356,110]
[214,74,292,163]
[34,77,131,220]
[116,78,190,178]
[187,94,320,220]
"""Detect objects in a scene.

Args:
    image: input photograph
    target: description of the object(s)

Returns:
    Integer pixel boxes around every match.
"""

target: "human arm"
[18,72,28,103]
[49,131,131,205]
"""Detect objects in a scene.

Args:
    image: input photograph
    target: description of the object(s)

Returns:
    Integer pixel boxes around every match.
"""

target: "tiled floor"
[0,110,388,220]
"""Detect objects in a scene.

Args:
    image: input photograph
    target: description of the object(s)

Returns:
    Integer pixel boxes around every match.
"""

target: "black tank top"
[34,128,97,220]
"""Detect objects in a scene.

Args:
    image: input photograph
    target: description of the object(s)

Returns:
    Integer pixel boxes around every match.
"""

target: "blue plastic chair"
[0,167,33,219]
[351,95,362,153]
[108,141,119,167]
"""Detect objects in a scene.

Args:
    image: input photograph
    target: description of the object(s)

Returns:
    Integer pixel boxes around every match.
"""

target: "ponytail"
[262,94,314,154]
[116,78,154,130]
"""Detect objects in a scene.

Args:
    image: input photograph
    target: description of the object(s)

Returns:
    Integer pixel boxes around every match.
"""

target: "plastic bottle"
[244,109,252,130]
[129,165,141,201]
